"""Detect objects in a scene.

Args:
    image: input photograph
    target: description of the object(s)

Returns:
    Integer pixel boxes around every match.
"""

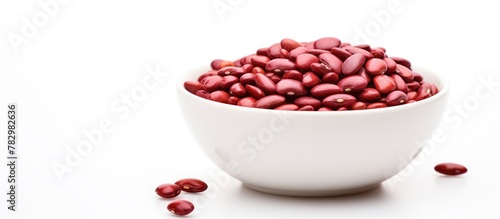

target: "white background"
[1,0,500,218]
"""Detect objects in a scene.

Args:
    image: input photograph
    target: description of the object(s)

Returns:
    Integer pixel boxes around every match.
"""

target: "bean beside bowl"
[177,37,449,196]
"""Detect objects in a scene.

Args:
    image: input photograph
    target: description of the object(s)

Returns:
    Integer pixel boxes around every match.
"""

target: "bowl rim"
[177,66,449,117]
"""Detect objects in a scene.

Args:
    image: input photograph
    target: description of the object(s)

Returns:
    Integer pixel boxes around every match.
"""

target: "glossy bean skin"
[434,163,467,175]
[155,184,182,198]
[390,57,412,69]
[175,178,209,193]
[345,46,373,59]
[184,81,203,94]
[254,73,277,94]
[227,96,241,105]
[310,84,343,98]
[390,74,409,93]
[237,97,257,107]
[251,56,270,69]
[219,75,239,90]
[217,67,245,77]
[282,70,303,81]
[246,85,266,99]
[275,103,299,111]
[266,58,296,74]
[253,95,286,109]
[350,101,367,110]
[373,75,396,94]
[321,72,340,84]
[338,75,368,93]
[276,79,308,97]
[203,76,223,92]
[386,90,409,106]
[296,53,319,71]
[229,83,247,97]
[319,53,343,74]
[322,94,357,109]
[357,88,381,102]
[395,64,414,82]
[294,96,322,110]
[330,48,352,61]
[365,58,388,76]
[281,38,301,51]
[314,37,341,50]
[298,105,315,111]
[195,90,210,99]
[167,200,195,216]
[302,72,321,88]
[310,63,331,76]
[289,47,308,60]
[209,90,230,103]
[366,102,387,109]
[342,53,366,76]
[384,57,397,73]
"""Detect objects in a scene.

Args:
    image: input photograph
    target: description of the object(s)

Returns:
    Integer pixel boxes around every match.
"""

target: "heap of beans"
[184,37,439,111]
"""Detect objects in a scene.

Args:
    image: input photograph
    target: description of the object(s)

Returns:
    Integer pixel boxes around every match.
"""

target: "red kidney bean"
[195,90,210,99]
[406,81,420,91]
[358,68,373,84]
[338,75,368,93]
[184,81,203,94]
[370,48,385,59]
[373,75,396,94]
[407,100,417,103]
[337,107,348,111]
[237,97,256,107]
[281,38,301,51]
[254,73,277,94]
[253,95,286,109]
[276,79,308,97]
[246,84,266,99]
[167,200,194,216]
[217,66,245,77]
[304,41,315,49]
[282,70,303,81]
[156,183,182,198]
[280,49,290,58]
[311,84,342,98]
[373,47,386,53]
[175,178,208,193]
[252,66,265,74]
[219,61,235,69]
[211,59,225,70]
[323,94,356,109]
[229,83,247,97]
[240,55,256,65]
[202,76,223,92]
[321,72,340,84]
[314,37,341,50]
[390,57,412,69]
[266,58,296,74]
[289,47,308,60]
[345,46,374,59]
[242,64,254,73]
[350,101,367,110]
[239,73,255,85]
[296,53,319,71]
[219,75,239,90]
[379,97,386,102]
[298,105,315,111]
[294,96,322,110]
[198,70,217,83]
[418,83,432,96]
[355,44,371,51]
[306,49,330,56]
[407,91,418,100]
[434,163,467,175]
[365,58,388,76]
[395,64,414,82]
[275,103,299,110]
[330,47,352,61]
[366,102,387,109]
[357,88,381,102]
[383,58,397,74]
[340,42,351,48]
[415,92,431,101]
[227,96,240,105]
[413,72,423,82]
[386,90,409,106]
[390,74,409,93]
[250,56,270,69]
[319,53,343,74]
[342,53,366,76]
[318,107,333,111]
[267,43,284,59]
[209,90,230,103]
[256,47,268,56]
[270,75,282,84]
[430,83,439,95]
[310,63,331,77]
[302,72,320,88]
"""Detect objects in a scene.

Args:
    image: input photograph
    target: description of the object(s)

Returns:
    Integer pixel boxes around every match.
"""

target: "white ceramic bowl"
[177,68,449,196]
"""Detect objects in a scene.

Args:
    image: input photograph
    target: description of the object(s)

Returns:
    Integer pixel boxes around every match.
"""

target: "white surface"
[1,0,499,218]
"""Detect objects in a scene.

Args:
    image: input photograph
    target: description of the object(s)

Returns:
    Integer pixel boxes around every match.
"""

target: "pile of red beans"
[184,37,439,111]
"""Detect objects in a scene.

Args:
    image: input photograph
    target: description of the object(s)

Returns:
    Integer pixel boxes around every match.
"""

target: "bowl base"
[242,183,381,197]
